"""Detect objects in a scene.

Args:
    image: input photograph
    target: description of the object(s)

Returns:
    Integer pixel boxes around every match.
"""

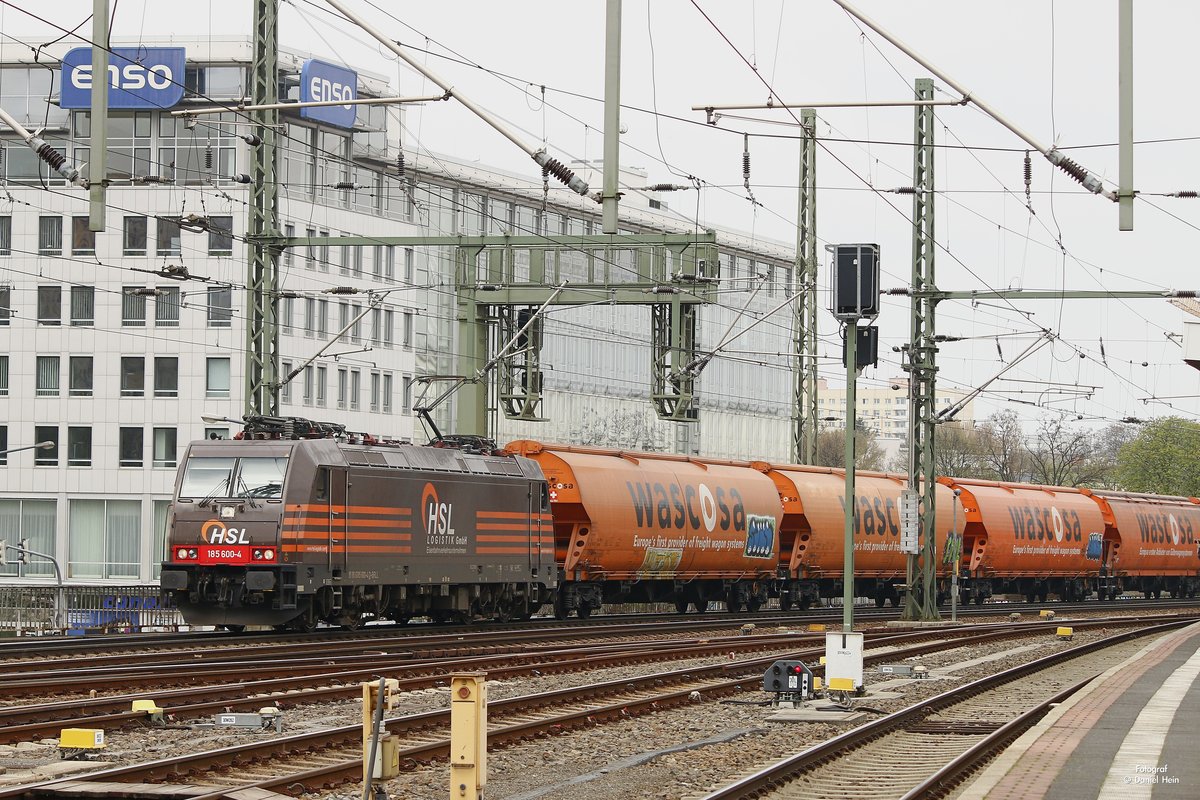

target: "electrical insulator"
[204,141,213,170]
[1023,150,1032,204]
[742,133,751,190]
[232,173,252,185]
[334,181,355,190]
[1174,190,1198,198]
[396,150,405,178]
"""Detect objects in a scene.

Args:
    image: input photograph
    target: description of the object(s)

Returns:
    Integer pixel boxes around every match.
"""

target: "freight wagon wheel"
[675,599,690,614]
[779,596,793,612]
[220,624,246,633]
[288,603,318,633]
[695,601,709,613]
[746,599,762,612]
[577,605,592,619]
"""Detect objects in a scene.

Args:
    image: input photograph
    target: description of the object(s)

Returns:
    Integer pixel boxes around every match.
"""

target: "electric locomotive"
[160,416,557,630]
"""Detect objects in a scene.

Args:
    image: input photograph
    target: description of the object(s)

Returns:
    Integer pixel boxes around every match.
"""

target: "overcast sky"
[5,1,1199,435]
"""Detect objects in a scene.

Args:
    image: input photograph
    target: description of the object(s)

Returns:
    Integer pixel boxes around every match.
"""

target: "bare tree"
[814,426,887,472]
[976,410,1030,482]
[1026,414,1102,487]
[932,422,987,478]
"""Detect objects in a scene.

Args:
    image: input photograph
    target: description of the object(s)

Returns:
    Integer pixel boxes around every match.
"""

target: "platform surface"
[959,621,1200,799]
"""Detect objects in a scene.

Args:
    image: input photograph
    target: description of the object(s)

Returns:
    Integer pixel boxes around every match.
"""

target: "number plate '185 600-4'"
[198,545,251,564]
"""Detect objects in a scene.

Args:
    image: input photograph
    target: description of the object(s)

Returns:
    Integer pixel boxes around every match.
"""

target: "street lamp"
[0,441,55,458]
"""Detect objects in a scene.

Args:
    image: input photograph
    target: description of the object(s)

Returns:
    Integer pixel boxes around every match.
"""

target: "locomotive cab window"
[315,467,329,501]
[180,457,235,500]
[235,457,288,500]
[178,456,288,501]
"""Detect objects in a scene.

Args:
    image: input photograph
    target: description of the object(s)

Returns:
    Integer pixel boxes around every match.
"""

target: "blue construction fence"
[0,584,184,635]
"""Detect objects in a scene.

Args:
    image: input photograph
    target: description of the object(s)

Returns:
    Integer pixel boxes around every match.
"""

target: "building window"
[316,366,327,406]
[318,299,329,338]
[339,234,350,276]
[382,373,392,414]
[317,229,329,271]
[69,356,93,397]
[122,287,148,326]
[120,356,145,396]
[34,426,58,465]
[403,311,414,349]
[0,216,10,255]
[383,310,394,347]
[404,247,414,283]
[204,427,229,441]
[155,286,181,326]
[154,357,179,397]
[304,297,315,338]
[67,426,92,467]
[207,285,232,327]
[119,427,143,467]
[153,427,177,468]
[38,216,62,255]
[302,365,313,405]
[208,215,233,255]
[156,217,181,255]
[206,357,231,398]
[305,227,316,269]
[0,355,7,396]
[0,425,6,465]
[68,499,140,578]
[281,296,294,335]
[402,375,413,414]
[337,368,347,410]
[283,223,294,267]
[70,286,94,326]
[0,286,10,326]
[0,500,58,578]
[350,369,361,410]
[36,286,61,325]
[384,246,395,280]
[71,216,95,255]
[370,308,382,345]
[281,361,292,403]
[370,371,380,412]
[371,244,382,279]
[339,301,350,332]
[351,303,362,342]
[35,355,60,396]
[123,215,147,255]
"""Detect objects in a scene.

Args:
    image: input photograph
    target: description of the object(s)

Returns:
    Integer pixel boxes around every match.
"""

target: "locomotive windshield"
[179,456,288,501]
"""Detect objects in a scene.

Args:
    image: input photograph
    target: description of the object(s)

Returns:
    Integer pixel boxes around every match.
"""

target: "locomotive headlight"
[262,548,275,560]
[176,547,189,560]
[252,549,262,559]
[187,548,198,558]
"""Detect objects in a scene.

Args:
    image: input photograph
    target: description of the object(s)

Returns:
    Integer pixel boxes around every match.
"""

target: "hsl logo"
[201,520,250,545]
[60,47,186,110]
[300,59,357,129]
[422,482,455,539]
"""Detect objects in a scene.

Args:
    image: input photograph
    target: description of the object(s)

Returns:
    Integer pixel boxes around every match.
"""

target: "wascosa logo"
[201,520,250,545]
[421,483,455,538]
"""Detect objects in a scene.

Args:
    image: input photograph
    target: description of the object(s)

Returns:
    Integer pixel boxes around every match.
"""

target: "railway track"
[0,610,1192,750]
[693,620,1192,799]
[2,597,1193,665]
[0,625,1065,799]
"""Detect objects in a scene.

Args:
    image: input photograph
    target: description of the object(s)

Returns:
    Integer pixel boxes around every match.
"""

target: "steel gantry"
[903,78,940,622]
[263,232,720,438]
[246,0,282,416]
[792,108,820,465]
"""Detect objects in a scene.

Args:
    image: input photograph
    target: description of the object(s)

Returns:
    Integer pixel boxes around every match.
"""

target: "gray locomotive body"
[161,430,557,630]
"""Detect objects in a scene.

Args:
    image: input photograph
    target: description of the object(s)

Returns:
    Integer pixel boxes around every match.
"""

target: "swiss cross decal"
[549,490,558,501]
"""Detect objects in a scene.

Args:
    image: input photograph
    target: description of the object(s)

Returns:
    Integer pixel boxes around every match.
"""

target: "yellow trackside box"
[60,728,105,749]
[1057,627,1074,641]
[808,624,826,632]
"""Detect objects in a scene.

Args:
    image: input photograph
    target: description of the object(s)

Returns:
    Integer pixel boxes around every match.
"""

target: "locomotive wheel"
[577,605,592,619]
[726,600,742,613]
[553,593,569,620]
[675,599,690,614]
[779,596,793,612]
[747,599,762,612]
[695,601,709,613]
[874,595,885,608]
